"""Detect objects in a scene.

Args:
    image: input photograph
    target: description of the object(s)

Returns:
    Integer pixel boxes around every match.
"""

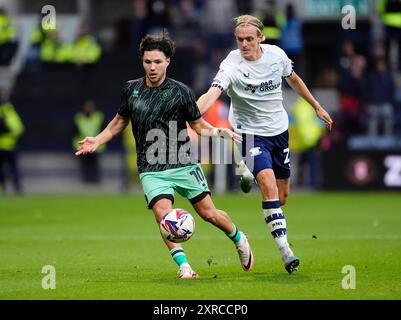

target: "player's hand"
[75,136,100,156]
[216,128,243,143]
[315,105,333,131]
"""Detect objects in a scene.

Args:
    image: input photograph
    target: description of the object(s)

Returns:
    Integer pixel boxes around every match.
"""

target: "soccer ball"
[160,209,195,243]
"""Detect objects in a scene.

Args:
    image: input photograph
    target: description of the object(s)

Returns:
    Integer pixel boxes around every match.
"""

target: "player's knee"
[200,211,218,224]
[263,183,279,199]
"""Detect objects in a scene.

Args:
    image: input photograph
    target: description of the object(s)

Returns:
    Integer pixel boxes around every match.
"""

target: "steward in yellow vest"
[0,90,24,194]
[378,0,401,28]
[73,100,105,153]
[256,1,285,46]
[289,98,324,189]
[0,7,18,65]
[289,98,324,152]
[71,24,101,66]
[0,102,24,151]
[73,100,105,183]
[0,8,16,44]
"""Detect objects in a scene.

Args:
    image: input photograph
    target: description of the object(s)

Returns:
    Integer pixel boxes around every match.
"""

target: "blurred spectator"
[0,89,24,195]
[0,7,18,65]
[289,97,324,190]
[39,27,74,67]
[201,0,237,53]
[236,0,252,14]
[377,0,401,70]
[130,0,149,51]
[72,23,102,69]
[170,0,201,48]
[73,99,105,184]
[147,0,172,34]
[337,54,367,139]
[366,58,395,137]
[370,41,387,62]
[26,17,60,72]
[279,3,304,75]
[191,37,210,95]
[38,23,101,69]
[191,36,229,97]
[169,0,202,85]
[257,0,285,46]
[338,39,357,76]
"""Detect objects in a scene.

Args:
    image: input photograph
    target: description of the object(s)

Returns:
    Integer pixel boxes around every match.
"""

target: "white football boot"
[235,232,254,271]
[178,264,199,279]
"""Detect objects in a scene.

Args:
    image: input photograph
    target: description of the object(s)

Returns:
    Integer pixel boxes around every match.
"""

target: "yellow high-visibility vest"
[257,11,286,41]
[262,26,282,40]
[0,14,17,44]
[72,36,101,64]
[55,42,74,63]
[378,0,401,28]
[40,38,58,62]
[289,98,324,152]
[0,103,24,151]
[73,111,105,153]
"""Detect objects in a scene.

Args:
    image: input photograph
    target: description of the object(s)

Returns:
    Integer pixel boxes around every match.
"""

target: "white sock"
[262,199,294,262]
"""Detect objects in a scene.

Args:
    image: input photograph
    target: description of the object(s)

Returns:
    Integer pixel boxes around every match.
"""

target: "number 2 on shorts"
[283,148,290,164]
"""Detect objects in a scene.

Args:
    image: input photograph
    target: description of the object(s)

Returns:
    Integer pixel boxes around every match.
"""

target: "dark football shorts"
[239,130,291,180]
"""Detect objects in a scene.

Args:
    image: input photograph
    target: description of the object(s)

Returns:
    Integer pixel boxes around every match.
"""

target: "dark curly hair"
[139,30,176,59]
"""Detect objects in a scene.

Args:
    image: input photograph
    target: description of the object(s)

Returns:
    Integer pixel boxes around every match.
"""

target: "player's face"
[143,50,170,87]
[235,26,263,61]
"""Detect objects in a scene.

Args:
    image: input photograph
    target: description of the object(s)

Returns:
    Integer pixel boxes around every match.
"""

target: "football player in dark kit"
[75,31,254,279]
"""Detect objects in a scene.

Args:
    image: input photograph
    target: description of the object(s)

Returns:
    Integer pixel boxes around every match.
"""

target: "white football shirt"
[211,44,294,136]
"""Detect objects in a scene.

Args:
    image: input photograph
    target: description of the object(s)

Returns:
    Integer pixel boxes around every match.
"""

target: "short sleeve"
[117,82,132,118]
[211,59,232,91]
[281,50,294,78]
[184,87,202,122]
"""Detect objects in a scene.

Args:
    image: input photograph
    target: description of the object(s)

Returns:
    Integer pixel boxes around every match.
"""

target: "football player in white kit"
[197,15,333,274]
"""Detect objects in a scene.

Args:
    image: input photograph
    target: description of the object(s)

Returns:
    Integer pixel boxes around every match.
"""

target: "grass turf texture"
[1,193,400,299]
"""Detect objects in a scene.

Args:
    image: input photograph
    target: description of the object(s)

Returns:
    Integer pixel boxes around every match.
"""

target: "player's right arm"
[75,114,129,156]
[196,86,223,115]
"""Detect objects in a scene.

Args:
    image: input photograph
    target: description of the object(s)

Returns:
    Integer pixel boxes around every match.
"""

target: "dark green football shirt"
[118,77,202,173]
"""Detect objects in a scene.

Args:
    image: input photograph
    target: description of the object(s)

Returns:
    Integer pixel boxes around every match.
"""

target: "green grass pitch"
[1,192,400,299]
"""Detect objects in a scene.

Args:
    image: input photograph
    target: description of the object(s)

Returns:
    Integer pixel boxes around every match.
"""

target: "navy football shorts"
[239,130,291,180]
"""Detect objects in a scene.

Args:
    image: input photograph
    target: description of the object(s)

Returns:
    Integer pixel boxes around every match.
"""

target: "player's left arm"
[189,117,242,142]
[285,72,333,131]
